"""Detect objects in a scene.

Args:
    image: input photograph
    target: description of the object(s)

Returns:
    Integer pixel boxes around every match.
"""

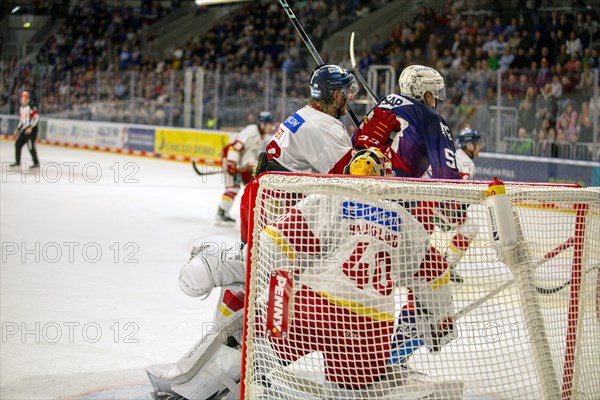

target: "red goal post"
[241,173,600,399]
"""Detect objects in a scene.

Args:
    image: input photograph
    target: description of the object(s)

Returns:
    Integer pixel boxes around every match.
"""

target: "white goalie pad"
[179,244,246,298]
[146,309,244,400]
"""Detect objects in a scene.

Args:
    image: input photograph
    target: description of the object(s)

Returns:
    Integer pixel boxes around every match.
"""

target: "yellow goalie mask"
[344,147,392,177]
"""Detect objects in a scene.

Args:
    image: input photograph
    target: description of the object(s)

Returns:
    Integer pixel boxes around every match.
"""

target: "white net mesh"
[242,174,600,400]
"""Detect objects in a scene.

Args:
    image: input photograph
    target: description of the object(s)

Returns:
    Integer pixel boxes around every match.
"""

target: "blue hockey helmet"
[257,111,274,124]
[309,64,358,101]
[456,128,482,148]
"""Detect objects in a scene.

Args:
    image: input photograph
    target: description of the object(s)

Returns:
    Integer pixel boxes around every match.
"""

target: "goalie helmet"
[456,127,482,148]
[257,111,274,124]
[399,65,446,102]
[344,147,392,177]
[309,64,358,101]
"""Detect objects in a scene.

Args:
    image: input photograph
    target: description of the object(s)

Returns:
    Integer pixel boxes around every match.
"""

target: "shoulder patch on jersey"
[283,113,305,134]
[341,201,402,231]
[380,94,414,109]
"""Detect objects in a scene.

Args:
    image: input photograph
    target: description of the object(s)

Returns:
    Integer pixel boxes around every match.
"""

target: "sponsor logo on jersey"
[348,223,400,248]
[283,113,305,133]
[380,94,413,109]
[342,201,402,231]
[266,270,292,338]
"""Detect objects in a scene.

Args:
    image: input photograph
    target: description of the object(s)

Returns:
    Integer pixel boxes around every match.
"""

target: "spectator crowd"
[1,0,599,160]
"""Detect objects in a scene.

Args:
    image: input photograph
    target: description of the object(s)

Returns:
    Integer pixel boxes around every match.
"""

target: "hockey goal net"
[241,173,600,399]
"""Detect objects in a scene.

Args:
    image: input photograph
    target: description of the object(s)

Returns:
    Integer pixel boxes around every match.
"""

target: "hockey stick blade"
[535,265,599,295]
[192,161,222,176]
[278,0,360,128]
[453,238,584,319]
[349,32,379,104]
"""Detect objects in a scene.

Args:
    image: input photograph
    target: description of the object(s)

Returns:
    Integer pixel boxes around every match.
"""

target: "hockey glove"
[433,202,468,232]
[240,163,254,184]
[226,160,238,176]
[354,107,401,149]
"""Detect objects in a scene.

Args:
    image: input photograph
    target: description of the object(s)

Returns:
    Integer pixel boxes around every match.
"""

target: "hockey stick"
[193,161,253,177]
[278,0,360,128]
[522,236,597,295]
[192,161,222,176]
[349,32,380,104]
[452,236,588,319]
[536,264,599,295]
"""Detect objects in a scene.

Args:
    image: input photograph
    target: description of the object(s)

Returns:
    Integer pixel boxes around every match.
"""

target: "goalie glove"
[433,202,468,232]
[354,107,401,149]
[389,303,456,364]
[412,201,468,234]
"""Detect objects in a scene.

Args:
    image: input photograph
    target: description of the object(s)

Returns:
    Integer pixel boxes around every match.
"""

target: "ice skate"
[216,207,236,226]
[444,248,464,284]
[448,268,463,283]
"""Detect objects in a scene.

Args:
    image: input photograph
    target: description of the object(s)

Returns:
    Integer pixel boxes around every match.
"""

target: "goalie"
[146,149,459,399]
[259,148,458,398]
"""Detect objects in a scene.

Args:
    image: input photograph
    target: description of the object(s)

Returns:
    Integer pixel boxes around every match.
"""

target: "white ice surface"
[1,140,240,399]
[2,140,597,400]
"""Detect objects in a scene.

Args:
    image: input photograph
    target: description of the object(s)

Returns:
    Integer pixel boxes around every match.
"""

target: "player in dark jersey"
[353,66,462,366]
[356,65,460,180]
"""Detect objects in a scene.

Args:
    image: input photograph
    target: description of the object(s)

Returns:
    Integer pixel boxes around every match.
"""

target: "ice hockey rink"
[1,140,598,400]
[1,140,236,399]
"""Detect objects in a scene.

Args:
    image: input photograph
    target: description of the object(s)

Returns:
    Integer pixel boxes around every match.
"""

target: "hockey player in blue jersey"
[356,65,460,180]
[353,65,463,367]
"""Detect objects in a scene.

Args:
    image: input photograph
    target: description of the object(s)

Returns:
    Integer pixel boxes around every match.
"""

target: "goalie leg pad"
[179,244,246,298]
[171,344,241,400]
[146,309,244,400]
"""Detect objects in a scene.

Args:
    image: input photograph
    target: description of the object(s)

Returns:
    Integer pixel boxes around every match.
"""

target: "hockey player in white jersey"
[216,111,275,225]
[454,127,482,180]
[257,64,401,175]
[444,127,484,283]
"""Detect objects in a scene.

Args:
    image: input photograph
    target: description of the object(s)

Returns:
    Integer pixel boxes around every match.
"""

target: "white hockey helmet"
[399,65,446,102]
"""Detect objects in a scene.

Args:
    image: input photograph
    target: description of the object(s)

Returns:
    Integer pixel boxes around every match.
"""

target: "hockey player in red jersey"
[216,111,275,225]
[145,63,406,399]
[10,91,40,169]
